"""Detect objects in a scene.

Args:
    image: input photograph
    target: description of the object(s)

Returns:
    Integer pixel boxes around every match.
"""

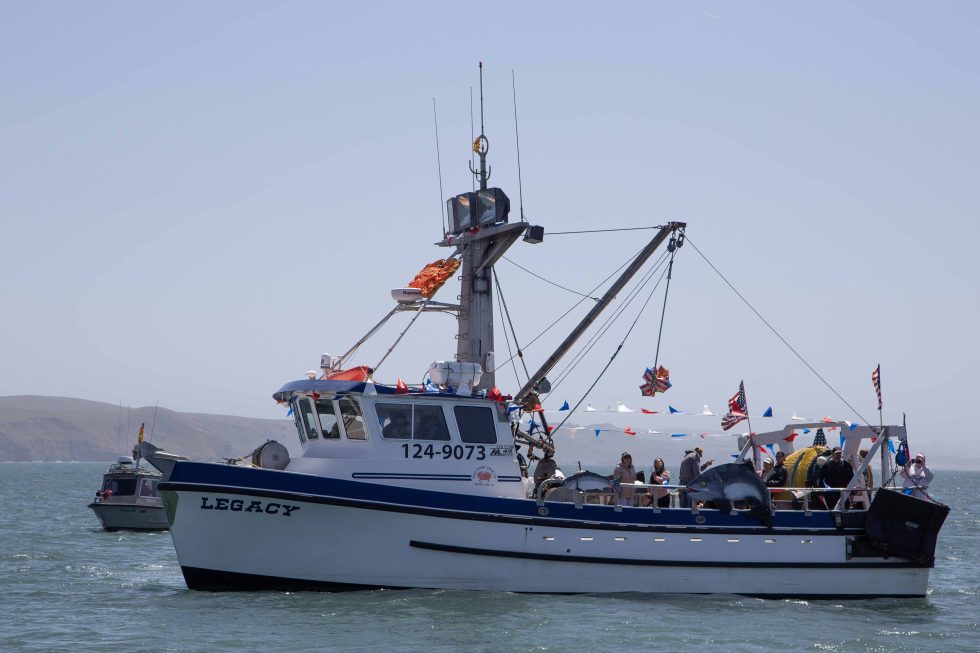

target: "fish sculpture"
[685,461,772,527]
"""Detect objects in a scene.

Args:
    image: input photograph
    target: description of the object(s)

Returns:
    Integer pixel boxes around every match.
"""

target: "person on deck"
[532,451,559,495]
[613,452,637,507]
[678,447,713,508]
[817,447,853,509]
[649,457,671,508]
[901,452,934,500]
[765,450,789,502]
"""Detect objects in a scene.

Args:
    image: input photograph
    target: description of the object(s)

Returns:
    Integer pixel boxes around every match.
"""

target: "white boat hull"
[89,502,169,531]
[165,488,929,597]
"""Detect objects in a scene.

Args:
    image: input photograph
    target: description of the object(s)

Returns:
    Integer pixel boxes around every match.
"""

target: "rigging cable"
[547,226,661,236]
[548,251,675,437]
[685,235,873,427]
[494,279,523,389]
[501,256,600,300]
[493,268,531,388]
[492,242,651,372]
[550,251,671,394]
[649,247,677,389]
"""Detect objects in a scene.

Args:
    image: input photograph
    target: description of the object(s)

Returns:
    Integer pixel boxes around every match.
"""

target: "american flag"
[720,381,748,431]
[872,364,882,410]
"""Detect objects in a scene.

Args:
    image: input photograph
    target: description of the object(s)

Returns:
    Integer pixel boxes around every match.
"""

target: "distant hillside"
[0,396,296,462]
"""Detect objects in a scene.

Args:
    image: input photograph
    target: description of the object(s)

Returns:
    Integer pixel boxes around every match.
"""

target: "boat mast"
[447,63,541,391]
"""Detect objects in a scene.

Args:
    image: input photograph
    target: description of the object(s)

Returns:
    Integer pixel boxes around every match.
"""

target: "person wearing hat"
[532,450,559,494]
[817,447,854,509]
[613,452,637,506]
[678,446,714,508]
[901,452,934,500]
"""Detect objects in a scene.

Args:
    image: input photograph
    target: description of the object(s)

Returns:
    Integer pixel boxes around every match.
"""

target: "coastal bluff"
[0,396,295,462]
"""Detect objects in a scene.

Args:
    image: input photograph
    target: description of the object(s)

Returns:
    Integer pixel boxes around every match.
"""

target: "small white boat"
[89,428,168,531]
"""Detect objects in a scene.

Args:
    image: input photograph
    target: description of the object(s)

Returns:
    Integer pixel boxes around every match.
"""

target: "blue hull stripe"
[160,461,865,537]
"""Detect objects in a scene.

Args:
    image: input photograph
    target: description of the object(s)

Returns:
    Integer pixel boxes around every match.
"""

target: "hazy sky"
[2,3,978,463]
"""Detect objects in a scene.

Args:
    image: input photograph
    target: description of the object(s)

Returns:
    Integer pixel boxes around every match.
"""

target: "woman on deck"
[613,453,637,506]
[649,457,671,508]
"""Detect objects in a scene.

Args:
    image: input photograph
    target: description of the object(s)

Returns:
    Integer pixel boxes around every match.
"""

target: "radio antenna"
[469,86,476,191]
[469,62,490,189]
[511,69,526,222]
[433,98,446,234]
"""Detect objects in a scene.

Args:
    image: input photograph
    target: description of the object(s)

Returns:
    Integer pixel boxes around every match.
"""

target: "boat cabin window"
[315,399,341,439]
[339,397,366,440]
[298,397,320,440]
[139,478,159,497]
[376,403,451,441]
[414,404,451,441]
[377,403,411,439]
[102,477,137,496]
[292,403,307,444]
[453,405,498,444]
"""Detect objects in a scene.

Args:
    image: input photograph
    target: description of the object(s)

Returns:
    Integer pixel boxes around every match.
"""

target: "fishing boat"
[147,78,948,597]
[89,426,168,531]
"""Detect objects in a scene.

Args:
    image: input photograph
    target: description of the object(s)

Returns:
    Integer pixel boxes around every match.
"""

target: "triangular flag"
[546,426,554,434]
[647,429,661,434]
[585,404,598,412]
[286,405,294,417]
[784,433,799,442]
[624,426,636,435]
[594,428,602,438]
[641,409,658,415]
[791,412,807,421]
[395,378,408,394]
[670,433,688,438]
[137,423,145,444]
[559,401,570,411]
[849,423,858,431]
[700,404,715,416]
[487,386,503,402]
[669,406,683,414]
[802,428,811,434]
[616,402,634,413]
[888,439,895,453]
[762,406,773,417]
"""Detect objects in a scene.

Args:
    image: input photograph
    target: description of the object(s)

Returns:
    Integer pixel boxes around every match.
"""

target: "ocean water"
[0,463,977,653]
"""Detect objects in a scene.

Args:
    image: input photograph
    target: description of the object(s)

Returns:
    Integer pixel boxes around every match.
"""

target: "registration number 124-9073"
[401,443,486,460]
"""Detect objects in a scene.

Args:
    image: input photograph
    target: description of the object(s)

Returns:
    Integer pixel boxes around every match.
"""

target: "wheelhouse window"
[298,397,319,440]
[377,403,412,439]
[414,404,450,441]
[139,478,159,497]
[453,405,498,444]
[315,399,341,439]
[339,397,366,440]
[292,403,307,444]
[102,478,137,496]
[376,403,450,441]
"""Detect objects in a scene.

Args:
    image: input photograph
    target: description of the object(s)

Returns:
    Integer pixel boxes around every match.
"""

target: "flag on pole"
[137,422,145,444]
[872,364,882,410]
[721,381,748,431]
